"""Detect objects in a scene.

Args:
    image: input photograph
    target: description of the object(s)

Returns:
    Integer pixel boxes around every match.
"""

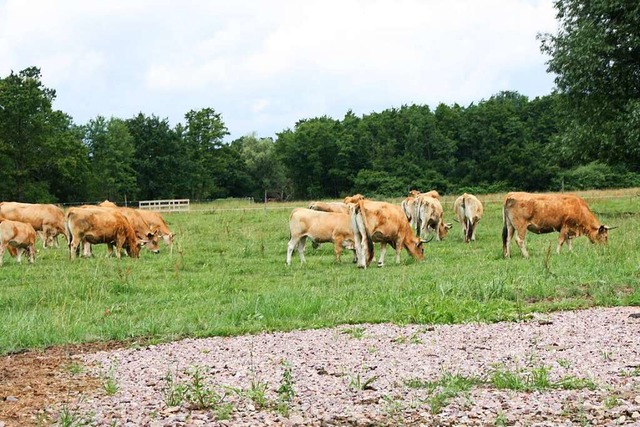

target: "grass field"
[0,189,638,355]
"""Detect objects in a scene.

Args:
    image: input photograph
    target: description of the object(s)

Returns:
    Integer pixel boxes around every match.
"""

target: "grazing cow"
[0,202,66,248]
[136,210,175,247]
[344,193,366,205]
[454,193,484,243]
[0,219,36,266]
[401,190,441,233]
[65,207,141,259]
[502,192,612,258]
[416,195,451,241]
[287,208,355,265]
[308,201,350,215]
[97,202,160,254]
[349,199,425,268]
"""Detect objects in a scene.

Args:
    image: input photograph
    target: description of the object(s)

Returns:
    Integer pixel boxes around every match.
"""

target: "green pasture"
[0,190,638,355]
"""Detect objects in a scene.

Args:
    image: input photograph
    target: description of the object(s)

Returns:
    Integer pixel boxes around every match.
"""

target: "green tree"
[84,116,138,202]
[236,133,288,201]
[0,67,88,202]
[126,113,186,200]
[539,0,640,171]
[182,108,230,200]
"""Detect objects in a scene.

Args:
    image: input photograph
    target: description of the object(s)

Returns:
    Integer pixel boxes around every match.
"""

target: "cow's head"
[593,225,615,244]
[138,230,161,254]
[438,222,453,240]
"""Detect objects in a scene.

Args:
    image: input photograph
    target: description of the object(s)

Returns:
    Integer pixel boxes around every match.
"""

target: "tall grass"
[0,190,638,354]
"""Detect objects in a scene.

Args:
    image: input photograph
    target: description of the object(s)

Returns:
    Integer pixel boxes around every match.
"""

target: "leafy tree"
[182,108,230,199]
[0,67,87,202]
[126,113,186,201]
[539,0,640,171]
[84,116,138,202]
[236,133,288,201]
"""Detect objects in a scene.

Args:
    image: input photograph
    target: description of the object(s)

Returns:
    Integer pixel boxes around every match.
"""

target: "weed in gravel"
[557,358,572,369]
[490,364,596,391]
[65,362,84,375]
[425,372,481,414]
[101,367,119,396]
[382,394,405,422]
[163,371,187,407]
[341,326,365,339]
[56,404,93,427]
[495,411,508,426]
[183,367,228,411]
[604,394,619,409]
[276,360,295,416]
[247,378,269,409]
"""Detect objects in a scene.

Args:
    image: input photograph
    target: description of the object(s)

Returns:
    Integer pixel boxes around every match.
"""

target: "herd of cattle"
[0,201,175,265]
[287,190,613,268]
[0,190,613,268]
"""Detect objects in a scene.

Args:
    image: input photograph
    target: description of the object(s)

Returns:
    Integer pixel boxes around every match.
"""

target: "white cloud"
[0,0,558,139]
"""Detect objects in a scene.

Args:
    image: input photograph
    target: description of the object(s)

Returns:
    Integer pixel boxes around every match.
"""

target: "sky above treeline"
[0,0,558,141]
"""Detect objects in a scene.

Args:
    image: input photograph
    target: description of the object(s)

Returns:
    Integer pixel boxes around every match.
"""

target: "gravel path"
[68,307,640,426]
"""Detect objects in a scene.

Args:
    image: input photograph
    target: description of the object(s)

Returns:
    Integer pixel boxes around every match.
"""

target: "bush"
[554,162,640,190]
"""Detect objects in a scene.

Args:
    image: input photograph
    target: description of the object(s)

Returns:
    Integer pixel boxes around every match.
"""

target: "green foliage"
[539,0,640,172]
[554,162,640,190]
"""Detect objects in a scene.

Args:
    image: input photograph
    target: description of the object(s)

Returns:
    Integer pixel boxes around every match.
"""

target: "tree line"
[1,0,638,203]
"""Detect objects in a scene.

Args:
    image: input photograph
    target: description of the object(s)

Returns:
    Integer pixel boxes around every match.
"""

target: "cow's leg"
[69,236,79,260]
[557,228,572,254]
[514,226,529,258]
[82,242,93,258]
[394,239,403,264]
[286,236,299,265]
[0,244,4,266]
[333,236,343,262]
[296,236,307,263]
[351,208,368,269]
[15,247,23,263]
[377,242,387,267]
[502,217,515,258]
[28,244,35,264]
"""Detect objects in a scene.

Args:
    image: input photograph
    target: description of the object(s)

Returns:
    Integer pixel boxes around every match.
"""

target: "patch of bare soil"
[0,342,127,426]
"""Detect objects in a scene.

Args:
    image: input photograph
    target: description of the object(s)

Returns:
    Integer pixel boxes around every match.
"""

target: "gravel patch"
[68,307,640,426]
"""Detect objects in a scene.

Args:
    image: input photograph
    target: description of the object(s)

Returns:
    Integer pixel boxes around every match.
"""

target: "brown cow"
[308,201,350,215]
[401,190,441,233]
[65,207,141,259]
[97,202,160,254]
[416,195,451,241]
[0,202,66,248]
[454,193,483,243]
[349,199,425,268]
[502,192,612,258]
[286,208,355,265]
[136,210,175,247]
[0,219,36,265]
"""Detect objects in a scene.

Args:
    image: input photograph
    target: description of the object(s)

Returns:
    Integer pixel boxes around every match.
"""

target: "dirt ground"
[0,341,127,427]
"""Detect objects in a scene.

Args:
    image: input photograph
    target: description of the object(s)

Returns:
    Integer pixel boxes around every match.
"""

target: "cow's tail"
[353,200,374,267]
[462,194,473,242]
[65,211,75,256]
[501,203,509,248]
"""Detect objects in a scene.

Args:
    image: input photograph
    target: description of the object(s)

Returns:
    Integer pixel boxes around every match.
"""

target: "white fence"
[138,199,190,212]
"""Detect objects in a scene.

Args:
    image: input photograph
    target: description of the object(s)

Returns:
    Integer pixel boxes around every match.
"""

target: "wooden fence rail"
[138,199,190,212]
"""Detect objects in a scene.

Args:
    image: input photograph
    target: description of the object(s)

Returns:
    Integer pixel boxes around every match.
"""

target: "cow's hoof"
[377,262,384,267]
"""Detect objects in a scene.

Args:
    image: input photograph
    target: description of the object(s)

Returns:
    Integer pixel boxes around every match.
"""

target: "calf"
[0,219,36,266]
[287,208,355,265]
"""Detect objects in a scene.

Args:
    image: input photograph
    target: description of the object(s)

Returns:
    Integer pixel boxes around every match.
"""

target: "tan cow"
[99,201,174,247]
[502,192,612,258]
[308,201,350,215]
[401,190,441,233]
[0,202,66,248]
[454,193,484,243]
[349,199,425,268]
[287,208,355,265]
[97,202,160,254]
[65,207,141,259]
[136,210,175,247]
[416,195,451,241]
[0,219,36,265]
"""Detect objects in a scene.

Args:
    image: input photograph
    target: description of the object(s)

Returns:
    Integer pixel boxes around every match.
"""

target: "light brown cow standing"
[401,190,441,234]
[0,202,66,248]
[286,208,355,265]
[0,219,36,265]
[349,199,425,268]
[502,192,612,258]
[99,201,174,247]
[65,207,141,259]
[97,202,160,254]
[454,193,483,243]
[308,201,350,215]
[416,195,451,241]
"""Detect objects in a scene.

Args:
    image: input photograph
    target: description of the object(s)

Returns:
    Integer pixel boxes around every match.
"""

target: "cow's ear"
[147,232,155,239]
[601,225,617,232]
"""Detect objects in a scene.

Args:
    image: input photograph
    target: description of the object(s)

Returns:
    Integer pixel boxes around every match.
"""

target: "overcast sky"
[0,0,558,141]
